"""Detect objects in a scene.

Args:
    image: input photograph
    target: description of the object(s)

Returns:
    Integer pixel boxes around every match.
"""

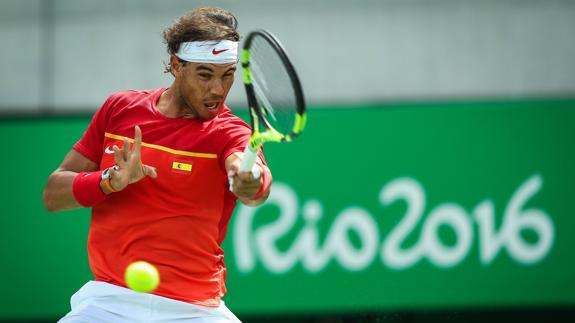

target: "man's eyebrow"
[225,67,237,74]
[195,65,214,73]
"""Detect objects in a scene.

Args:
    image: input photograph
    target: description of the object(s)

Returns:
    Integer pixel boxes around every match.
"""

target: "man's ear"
[170,55,181,75]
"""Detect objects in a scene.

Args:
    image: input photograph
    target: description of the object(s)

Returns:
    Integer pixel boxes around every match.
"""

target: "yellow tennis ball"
[125,261,160,293]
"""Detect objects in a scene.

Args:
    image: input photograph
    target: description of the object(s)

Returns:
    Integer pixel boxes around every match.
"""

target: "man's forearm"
[42,170,83,212]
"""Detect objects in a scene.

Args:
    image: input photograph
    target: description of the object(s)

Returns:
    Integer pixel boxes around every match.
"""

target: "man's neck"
[156,86,196,118]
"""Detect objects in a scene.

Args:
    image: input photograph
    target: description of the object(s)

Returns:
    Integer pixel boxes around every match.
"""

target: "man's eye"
[198,73,212,79]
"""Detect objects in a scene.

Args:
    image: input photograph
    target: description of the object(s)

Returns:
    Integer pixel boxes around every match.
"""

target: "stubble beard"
[177,90,198,119]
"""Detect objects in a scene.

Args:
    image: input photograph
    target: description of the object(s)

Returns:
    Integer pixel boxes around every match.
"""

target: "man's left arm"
[225,152,272,207]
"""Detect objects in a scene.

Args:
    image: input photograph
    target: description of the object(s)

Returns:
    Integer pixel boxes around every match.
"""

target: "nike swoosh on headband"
[212,48,229,55]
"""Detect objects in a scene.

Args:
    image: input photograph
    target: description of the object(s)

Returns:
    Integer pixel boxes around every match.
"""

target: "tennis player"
[42,6,271,322]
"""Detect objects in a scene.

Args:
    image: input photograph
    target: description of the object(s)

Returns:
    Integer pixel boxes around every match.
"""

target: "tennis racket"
[237,29,306,179]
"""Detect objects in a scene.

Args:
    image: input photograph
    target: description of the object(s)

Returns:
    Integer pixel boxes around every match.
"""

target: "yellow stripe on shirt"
[105,132,217,159]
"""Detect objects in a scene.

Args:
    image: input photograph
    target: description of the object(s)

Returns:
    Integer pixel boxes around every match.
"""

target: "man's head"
[162,7,240,119]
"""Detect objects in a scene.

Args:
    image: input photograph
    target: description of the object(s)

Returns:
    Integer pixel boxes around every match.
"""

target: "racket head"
[241,29,306,148]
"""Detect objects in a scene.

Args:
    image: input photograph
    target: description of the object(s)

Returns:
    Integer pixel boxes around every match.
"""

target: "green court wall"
[1,99,574,319]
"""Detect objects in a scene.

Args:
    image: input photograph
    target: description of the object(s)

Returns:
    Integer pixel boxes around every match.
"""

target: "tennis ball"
[125,261,160,293]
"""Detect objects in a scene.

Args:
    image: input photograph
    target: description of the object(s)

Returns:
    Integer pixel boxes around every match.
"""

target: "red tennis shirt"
[73,88,261,307]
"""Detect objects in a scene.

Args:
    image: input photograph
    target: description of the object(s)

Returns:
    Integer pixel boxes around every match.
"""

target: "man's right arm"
[43,126,158,212]
[42,149,99,212]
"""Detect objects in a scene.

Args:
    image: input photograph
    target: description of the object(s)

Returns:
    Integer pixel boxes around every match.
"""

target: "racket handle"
[239,144,260,178]
[229,144,261,193]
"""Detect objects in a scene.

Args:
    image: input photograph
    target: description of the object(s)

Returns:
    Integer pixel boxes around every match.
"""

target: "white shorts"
[58,281,241,323]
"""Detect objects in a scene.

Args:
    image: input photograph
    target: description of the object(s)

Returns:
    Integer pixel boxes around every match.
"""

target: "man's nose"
[210,79,225,96]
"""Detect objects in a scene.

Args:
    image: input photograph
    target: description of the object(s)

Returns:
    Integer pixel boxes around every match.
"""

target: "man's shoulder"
[99,88,164,114]
[216,105,249,127]
[107,88,161,103]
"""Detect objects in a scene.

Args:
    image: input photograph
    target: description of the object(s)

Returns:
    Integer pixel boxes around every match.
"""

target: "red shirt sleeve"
[218,115,267,171]
[73,94,118,164]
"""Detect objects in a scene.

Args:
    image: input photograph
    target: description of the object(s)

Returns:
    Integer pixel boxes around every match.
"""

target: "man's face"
[175,60,236,120]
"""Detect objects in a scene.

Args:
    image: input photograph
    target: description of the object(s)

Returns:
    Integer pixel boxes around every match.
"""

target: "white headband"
[176,40,239,64]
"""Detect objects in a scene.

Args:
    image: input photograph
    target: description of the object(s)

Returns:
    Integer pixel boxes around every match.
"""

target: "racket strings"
[250,36,298,135]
